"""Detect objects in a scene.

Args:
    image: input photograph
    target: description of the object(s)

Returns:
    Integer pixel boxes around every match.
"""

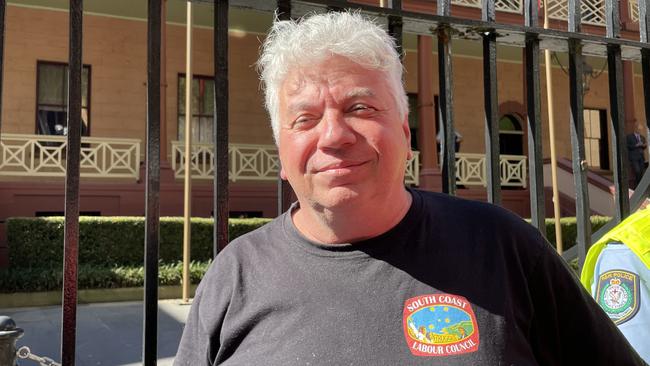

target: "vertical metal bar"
[438,0,456,195]
[524,0,545,233]
[214,0,229,254]
[568,0,591,270]
[143,0,161,364]
[524,0,539,27]
[277,0,292,215]
[61,1,82,365]
[606,0,631,221]
[637,0,650,211]
[641,0,650,43]
[0,0,5,139]
[388,0,403,60]
[482,0,501,204]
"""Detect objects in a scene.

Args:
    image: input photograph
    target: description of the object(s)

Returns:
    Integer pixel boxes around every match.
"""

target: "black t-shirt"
[174,189,646,365]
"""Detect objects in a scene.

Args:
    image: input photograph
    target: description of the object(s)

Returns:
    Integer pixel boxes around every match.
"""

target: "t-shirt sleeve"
[527,240,647,365]
[173,258,232,366]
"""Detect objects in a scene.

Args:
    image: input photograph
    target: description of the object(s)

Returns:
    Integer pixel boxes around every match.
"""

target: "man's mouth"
[315,161,368,174]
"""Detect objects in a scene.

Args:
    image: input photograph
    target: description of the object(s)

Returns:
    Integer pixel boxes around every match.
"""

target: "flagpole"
[543,0,564,254]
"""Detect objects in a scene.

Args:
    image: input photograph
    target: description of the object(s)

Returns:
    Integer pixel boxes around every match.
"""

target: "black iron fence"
[0,0,649,364]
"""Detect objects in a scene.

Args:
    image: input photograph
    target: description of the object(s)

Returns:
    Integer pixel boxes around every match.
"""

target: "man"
[627,123,648,188]
[175,12,645,365]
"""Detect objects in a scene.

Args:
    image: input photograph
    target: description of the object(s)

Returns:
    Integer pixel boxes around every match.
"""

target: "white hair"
[257,11,409,143]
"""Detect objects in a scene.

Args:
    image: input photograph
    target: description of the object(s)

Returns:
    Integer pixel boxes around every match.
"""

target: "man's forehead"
[281,68,380,98]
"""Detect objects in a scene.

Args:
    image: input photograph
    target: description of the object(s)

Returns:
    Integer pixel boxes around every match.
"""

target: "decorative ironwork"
[456,153,527,188]
[0,133,141,179]
[172,142,421,186]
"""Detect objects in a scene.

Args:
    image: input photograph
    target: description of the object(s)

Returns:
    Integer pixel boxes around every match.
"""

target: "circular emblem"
[603,281,629,311]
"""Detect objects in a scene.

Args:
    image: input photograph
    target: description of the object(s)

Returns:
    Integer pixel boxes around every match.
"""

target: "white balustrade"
[629,0,639,23]
[0,133,141,179]
[171,141,421,186]
[456,153,527,188]
[450,0,523,13]
[546,0,606,26]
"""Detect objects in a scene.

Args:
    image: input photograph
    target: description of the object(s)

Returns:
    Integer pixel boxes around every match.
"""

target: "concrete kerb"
[0,285,198,309]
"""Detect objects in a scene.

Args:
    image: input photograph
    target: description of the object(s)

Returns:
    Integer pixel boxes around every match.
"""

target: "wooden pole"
[182,0,193,303]
[544,0,564,254]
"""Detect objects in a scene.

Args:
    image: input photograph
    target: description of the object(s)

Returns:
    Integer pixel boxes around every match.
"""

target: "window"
[498,115,524,155]
[583,108,609,170]
[36,61,90,136]
[178,75,215,143]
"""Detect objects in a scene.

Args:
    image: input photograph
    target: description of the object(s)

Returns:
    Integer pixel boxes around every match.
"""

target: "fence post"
[0,316,23,366]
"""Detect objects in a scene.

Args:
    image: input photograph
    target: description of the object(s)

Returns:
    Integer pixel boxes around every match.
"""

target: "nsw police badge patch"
[596,269,640,325]
[402,294,479,356]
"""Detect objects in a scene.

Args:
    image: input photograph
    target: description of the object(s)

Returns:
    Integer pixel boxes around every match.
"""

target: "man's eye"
[349,104,374,113]
[292,116,317,128]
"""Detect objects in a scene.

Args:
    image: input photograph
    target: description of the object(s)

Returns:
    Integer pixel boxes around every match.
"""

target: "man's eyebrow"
[287,101,315,114]
[344,88,375,100]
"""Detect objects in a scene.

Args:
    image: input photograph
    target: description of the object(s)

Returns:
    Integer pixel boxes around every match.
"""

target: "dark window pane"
[82,67,89,108]
[37,62,90,136]
[38,64,65,105]
[192,78,200,115]
[178,76,186,115]
[202,79,215,115]
[37,106,67,135]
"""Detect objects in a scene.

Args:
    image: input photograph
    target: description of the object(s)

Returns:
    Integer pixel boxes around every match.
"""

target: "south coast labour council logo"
[596,269,640,325]
[402,294,479,356]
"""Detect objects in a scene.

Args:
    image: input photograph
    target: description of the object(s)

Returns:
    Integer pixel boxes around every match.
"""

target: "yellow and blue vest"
[580,208,650,363]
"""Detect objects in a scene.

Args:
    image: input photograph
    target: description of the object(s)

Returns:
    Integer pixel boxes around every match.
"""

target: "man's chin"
[312,186,364,210]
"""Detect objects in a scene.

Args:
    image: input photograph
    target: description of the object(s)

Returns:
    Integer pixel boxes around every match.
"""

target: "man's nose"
[317,110,356,149]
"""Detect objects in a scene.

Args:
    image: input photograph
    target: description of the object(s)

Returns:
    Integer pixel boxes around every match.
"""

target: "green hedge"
[7,217,271,269]
[542,216,611,251]
[3,215,614,293]
[0,261,210,293]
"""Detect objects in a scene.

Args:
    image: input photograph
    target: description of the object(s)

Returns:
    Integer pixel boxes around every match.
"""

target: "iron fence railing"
[1,0,649,364]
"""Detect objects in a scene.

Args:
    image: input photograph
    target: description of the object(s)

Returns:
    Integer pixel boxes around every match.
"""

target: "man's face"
[277,56,411,211]
[636,123,646,134]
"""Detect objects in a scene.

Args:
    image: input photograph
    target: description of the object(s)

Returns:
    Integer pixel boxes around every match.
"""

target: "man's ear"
[280,168,288,180]
[402,114,412,155]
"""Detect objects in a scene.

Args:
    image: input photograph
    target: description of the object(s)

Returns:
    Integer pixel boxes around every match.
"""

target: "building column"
[417,35,440,191]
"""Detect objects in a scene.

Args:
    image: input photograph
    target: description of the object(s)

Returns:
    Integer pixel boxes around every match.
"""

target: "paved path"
[1,300,191,366]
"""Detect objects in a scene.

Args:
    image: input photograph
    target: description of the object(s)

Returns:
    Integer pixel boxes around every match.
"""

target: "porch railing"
[0,133,141,179]
[456,153,528,188]
[450,0,641,27]
[171,141,421,185]
[451,0,523,14]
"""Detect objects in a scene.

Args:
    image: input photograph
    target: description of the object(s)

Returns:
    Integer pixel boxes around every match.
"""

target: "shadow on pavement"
[1,300,191,366]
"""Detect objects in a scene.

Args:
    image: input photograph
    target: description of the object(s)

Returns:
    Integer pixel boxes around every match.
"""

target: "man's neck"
[292,188,413,244]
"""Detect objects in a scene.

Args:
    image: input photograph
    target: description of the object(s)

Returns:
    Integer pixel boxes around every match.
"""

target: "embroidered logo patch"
[596,269,640,325]
[403,294,479,356]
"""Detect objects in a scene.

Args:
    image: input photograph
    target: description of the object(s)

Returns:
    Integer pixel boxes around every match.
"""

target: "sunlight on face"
[277,56,411,212]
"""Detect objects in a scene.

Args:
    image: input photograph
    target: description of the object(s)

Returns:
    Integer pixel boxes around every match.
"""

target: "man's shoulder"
[210,215,286,267]
[412,188,548,250]
[413,188,530,226]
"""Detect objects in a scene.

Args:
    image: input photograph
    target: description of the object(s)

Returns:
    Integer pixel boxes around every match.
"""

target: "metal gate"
[1,0,649,364]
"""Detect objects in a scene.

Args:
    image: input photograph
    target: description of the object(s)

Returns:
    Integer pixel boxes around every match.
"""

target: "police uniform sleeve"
[173,257,233,366]
[526,239,647,365]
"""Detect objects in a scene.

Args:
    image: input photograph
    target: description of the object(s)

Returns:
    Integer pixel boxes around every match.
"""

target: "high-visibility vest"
[580,208,650,363]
